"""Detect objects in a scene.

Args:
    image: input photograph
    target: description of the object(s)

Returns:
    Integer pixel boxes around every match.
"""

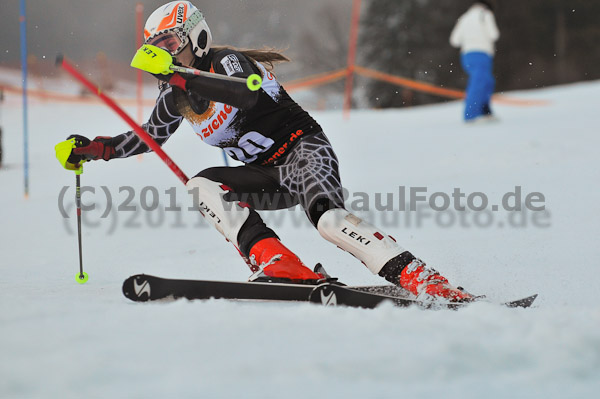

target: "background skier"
[450,0,500,122]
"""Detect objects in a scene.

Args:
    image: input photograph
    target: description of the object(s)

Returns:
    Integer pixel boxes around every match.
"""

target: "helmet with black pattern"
[144,1,212,58]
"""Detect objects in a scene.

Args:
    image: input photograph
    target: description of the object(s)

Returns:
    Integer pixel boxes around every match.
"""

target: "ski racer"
[60,1,472,302]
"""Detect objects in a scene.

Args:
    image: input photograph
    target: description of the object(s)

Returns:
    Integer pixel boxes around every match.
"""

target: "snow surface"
[1,77,599,398]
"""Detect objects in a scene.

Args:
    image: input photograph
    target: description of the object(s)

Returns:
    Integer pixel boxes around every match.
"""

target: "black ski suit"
[105,49,345,256]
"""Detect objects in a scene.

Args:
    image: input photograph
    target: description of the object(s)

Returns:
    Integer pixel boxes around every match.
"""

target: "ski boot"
[248,238,324,284]
[395,258,472,302]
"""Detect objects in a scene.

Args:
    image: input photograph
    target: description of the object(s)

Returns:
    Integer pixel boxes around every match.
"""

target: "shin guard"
[317,208,405,274]
[186,177,250,248]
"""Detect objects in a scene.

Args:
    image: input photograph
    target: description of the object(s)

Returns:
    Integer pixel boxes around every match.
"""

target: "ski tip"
[55,53,64,67]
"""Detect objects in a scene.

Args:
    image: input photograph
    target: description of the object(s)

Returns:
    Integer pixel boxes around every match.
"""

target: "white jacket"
[450,4,499,56]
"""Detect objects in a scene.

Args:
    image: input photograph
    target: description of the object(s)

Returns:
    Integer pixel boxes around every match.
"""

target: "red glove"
[67,135,116,163]
[153,71,187,90]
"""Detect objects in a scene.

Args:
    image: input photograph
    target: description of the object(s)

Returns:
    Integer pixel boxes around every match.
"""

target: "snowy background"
[1,73,599,398]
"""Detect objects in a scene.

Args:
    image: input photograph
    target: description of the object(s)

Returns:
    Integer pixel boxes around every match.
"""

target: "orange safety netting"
[0,65,549,107]
[353,66,549,106]
[286,65,549,106]
[284,68,347,92]
[0,83,156,107]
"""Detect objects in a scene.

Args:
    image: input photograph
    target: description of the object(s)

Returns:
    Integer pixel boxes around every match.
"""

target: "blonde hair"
[211,45,290,71]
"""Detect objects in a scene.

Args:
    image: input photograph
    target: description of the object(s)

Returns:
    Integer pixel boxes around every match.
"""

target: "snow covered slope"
[1,80,599,398]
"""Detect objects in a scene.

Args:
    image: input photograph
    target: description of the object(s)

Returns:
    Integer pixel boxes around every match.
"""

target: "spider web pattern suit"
[276,133,344,224]
[109,87,183,158]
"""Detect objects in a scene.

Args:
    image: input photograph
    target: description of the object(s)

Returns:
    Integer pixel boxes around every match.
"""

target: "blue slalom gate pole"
[20,0,29,197]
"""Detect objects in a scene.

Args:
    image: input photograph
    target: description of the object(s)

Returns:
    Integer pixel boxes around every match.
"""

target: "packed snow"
[1,75,599,398]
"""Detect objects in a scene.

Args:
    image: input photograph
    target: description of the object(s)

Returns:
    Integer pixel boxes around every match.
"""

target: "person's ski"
[122,274,537,309]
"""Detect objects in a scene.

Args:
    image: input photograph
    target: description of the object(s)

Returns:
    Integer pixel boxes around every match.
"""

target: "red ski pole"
[56,54,189,185]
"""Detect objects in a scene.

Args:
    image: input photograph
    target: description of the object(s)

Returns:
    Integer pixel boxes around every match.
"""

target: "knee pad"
[317,208,405,274]
[186,177,250,247]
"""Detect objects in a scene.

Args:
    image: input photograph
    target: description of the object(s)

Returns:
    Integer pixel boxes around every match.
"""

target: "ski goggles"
[144,10,205,55]
[146,31,188,55]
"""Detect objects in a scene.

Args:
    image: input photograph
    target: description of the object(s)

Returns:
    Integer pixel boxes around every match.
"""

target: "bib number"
[224,131,274,163]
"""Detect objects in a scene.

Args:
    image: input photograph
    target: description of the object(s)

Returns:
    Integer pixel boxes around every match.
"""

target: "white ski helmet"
[144,1,212,58]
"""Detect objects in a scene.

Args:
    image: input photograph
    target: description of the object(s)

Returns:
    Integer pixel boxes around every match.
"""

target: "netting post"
[343,0,362,119]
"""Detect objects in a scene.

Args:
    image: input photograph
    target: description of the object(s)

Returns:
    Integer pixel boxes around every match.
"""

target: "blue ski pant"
[461,52,495,120]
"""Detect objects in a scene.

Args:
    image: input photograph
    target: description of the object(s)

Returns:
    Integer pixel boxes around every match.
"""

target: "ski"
[122,274,429,308]
[122,274,537,309]
[347,284,538,308]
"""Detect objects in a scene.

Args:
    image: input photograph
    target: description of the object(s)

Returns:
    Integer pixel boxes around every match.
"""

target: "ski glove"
[155,72,188,90]
[66,134,116,162]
